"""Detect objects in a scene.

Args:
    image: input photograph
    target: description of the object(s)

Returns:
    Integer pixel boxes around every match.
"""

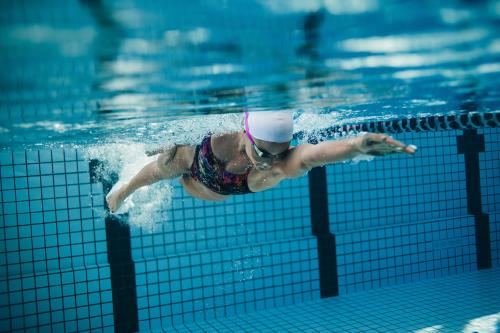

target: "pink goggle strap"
[244,112,256,145]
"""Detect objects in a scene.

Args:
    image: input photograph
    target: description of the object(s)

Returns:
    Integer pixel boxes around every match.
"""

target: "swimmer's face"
[248,138,290,170]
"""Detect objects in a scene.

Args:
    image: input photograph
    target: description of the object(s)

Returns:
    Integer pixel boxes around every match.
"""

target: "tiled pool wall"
[1,127,499,332]
[328,130,477,295]
[0,150,112,332]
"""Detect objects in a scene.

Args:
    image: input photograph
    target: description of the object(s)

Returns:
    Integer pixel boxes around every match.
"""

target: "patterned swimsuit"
[187,136,253,195]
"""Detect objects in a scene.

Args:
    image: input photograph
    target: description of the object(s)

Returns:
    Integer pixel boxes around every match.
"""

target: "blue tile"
[40,164,53,175]
[64,321,77,333]
[0,151,13,165]
[55,197,68,208]
[14,177,27,189]
[77,160,89,172]
[64,149,77,161]
[66,173,78,184]
[26,151,39,164]
[14,164,27,177]
[1,166,14,177]
[68,208,81,220]
[54,174,66,186]
[29,200,42,212]
[64,308,77,321]
[54,186,67,198]
[27,176,41,187]
[42,199,55,211]
[52,149,64,162]
[13,151,26,164]
[16,201,29,214]
[38,187,53,200]
[1,178,14,190]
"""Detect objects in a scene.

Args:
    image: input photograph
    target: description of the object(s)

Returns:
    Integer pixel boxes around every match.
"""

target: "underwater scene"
[0,0,499,332]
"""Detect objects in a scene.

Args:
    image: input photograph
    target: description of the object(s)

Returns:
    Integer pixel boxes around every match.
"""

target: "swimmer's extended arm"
[106,146,193,213]
[287,133,416,175]
[106,159,168,212]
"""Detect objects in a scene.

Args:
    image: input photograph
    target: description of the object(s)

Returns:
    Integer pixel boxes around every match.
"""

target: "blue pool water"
[1,0,499,148]
[1,0,500,332]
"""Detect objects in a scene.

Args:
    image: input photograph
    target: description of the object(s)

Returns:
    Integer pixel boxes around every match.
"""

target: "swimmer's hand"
[354,133,417,156]
[106,183,128,213]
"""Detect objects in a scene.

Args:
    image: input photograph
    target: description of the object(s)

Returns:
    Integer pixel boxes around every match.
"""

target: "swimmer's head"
[244,111,293,144]
[244,111,293,169]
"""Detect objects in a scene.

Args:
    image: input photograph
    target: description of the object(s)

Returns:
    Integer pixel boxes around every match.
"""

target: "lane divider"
[295,111,499,142]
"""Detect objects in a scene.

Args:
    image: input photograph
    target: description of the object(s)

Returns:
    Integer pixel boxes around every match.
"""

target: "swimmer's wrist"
[348,134,365,154]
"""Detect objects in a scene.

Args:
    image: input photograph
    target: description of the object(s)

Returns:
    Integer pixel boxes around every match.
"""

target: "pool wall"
[1,124,498,332]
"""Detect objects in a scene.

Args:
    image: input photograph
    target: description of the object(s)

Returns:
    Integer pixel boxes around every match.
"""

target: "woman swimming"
[106,111,416,212]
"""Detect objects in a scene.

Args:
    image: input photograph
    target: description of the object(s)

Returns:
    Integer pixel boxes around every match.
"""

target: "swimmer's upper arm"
[155,145,195,179]
[282,144,315,178]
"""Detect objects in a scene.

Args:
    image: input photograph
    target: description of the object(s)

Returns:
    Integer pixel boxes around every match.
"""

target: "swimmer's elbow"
[299,158,319,172]
[288,153,322,178]
[300,146,328,170]
[154,158,170,180]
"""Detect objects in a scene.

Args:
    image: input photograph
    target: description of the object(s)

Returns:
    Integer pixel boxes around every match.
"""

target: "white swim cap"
[245,111,294,143]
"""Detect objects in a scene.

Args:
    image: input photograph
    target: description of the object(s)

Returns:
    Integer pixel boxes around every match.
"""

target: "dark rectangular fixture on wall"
[89,159,140,333]
[308,166,339,297]
[457,130,492,270]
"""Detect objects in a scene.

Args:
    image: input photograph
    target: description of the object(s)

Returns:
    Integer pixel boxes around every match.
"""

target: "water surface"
[0,0,499,149]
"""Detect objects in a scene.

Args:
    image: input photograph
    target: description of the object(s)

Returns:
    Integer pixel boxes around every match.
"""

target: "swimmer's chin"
[254,163,272,171]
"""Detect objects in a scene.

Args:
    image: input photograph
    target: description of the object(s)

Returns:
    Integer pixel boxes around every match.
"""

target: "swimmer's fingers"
[379,135,417,155]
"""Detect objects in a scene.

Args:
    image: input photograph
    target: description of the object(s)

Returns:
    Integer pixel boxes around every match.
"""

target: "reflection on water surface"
[0,0,499,148]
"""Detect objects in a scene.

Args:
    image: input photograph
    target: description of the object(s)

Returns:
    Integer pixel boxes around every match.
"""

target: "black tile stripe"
[457,130,492,270]
[308,166,338,297]
[89,159,139,333]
